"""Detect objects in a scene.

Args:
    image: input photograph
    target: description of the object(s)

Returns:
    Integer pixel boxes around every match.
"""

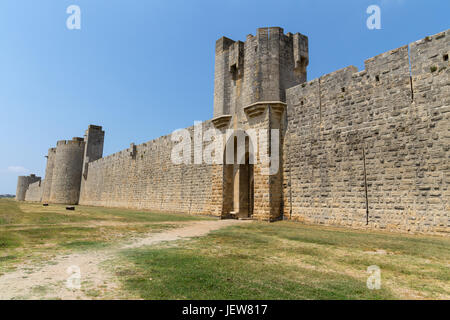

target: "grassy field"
[1,199,449,300]
[115,223,450,300]
[0,199,210,274]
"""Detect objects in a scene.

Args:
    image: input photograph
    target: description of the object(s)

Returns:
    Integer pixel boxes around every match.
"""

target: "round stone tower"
[16,174,40,201]
[41,147,57,203]
[49,138,86,204]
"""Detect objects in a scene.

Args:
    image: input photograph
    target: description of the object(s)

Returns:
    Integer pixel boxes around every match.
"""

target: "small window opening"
[230,65,238,80]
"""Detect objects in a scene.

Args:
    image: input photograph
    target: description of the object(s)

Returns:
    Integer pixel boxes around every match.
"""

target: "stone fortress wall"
[16,127,105,205]
[16,28,449,234]
[25,180,43,202]
[16,174,41,201]
[79,121,219,215]
[283,29,449,233]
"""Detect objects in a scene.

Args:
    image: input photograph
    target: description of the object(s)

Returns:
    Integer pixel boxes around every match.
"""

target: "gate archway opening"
[223,131,254,219]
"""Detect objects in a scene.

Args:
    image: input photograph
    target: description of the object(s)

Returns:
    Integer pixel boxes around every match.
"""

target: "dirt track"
[0,219,247,300]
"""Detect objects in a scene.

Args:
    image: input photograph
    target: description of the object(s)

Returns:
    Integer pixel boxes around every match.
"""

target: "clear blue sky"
[0,0,448,194]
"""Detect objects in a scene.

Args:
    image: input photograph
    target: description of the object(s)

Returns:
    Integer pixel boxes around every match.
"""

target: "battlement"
[215,37,235,54]
[18,174,41,181]
[288,29,449,97]
[364,45,409,78]
[213,27,309,119]
[56,138,85,146]
[410,29,449,76]
[319,65,358,88]
[88,125,103,131]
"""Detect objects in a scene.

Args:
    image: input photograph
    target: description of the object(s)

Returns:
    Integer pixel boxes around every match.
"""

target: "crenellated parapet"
[213,27,309,120]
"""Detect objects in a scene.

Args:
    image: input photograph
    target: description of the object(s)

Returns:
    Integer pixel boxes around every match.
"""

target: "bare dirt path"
[0,219,247,300]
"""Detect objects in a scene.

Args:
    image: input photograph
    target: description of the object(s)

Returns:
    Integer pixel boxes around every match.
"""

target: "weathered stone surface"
[16,174,41,201]
[17,28,449,234]
[25,180,43,202]
[49,138,85,205]
[79,121,215,215]
[41,148,56,203]
[284,30,449,233]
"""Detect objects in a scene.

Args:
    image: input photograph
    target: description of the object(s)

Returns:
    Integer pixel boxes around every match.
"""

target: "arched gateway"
[211,27,308,221]
[222,131,255,219]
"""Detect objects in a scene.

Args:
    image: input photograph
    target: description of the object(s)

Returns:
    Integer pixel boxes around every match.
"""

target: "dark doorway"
[223,131,254,219]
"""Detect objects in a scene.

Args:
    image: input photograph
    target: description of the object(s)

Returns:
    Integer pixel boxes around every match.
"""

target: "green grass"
[117,222,450,300]
[0,199,211,272]
[2,199,449,300]
[60,240,109,250]
[0,199,211,226]
[0,255,17,262]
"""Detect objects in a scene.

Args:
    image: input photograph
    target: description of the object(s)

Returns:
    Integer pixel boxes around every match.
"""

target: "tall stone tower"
[82,125,105,179]
[41,147,56,203]
[213,27,308,121]
[49,138,86,204]
[211,27,309,221]
[18,125,106,205]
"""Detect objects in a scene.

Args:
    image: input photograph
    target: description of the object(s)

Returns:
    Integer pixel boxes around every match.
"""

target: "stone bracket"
[271,103,287,117]
[244,101,287,118]
[212,115,232,129]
